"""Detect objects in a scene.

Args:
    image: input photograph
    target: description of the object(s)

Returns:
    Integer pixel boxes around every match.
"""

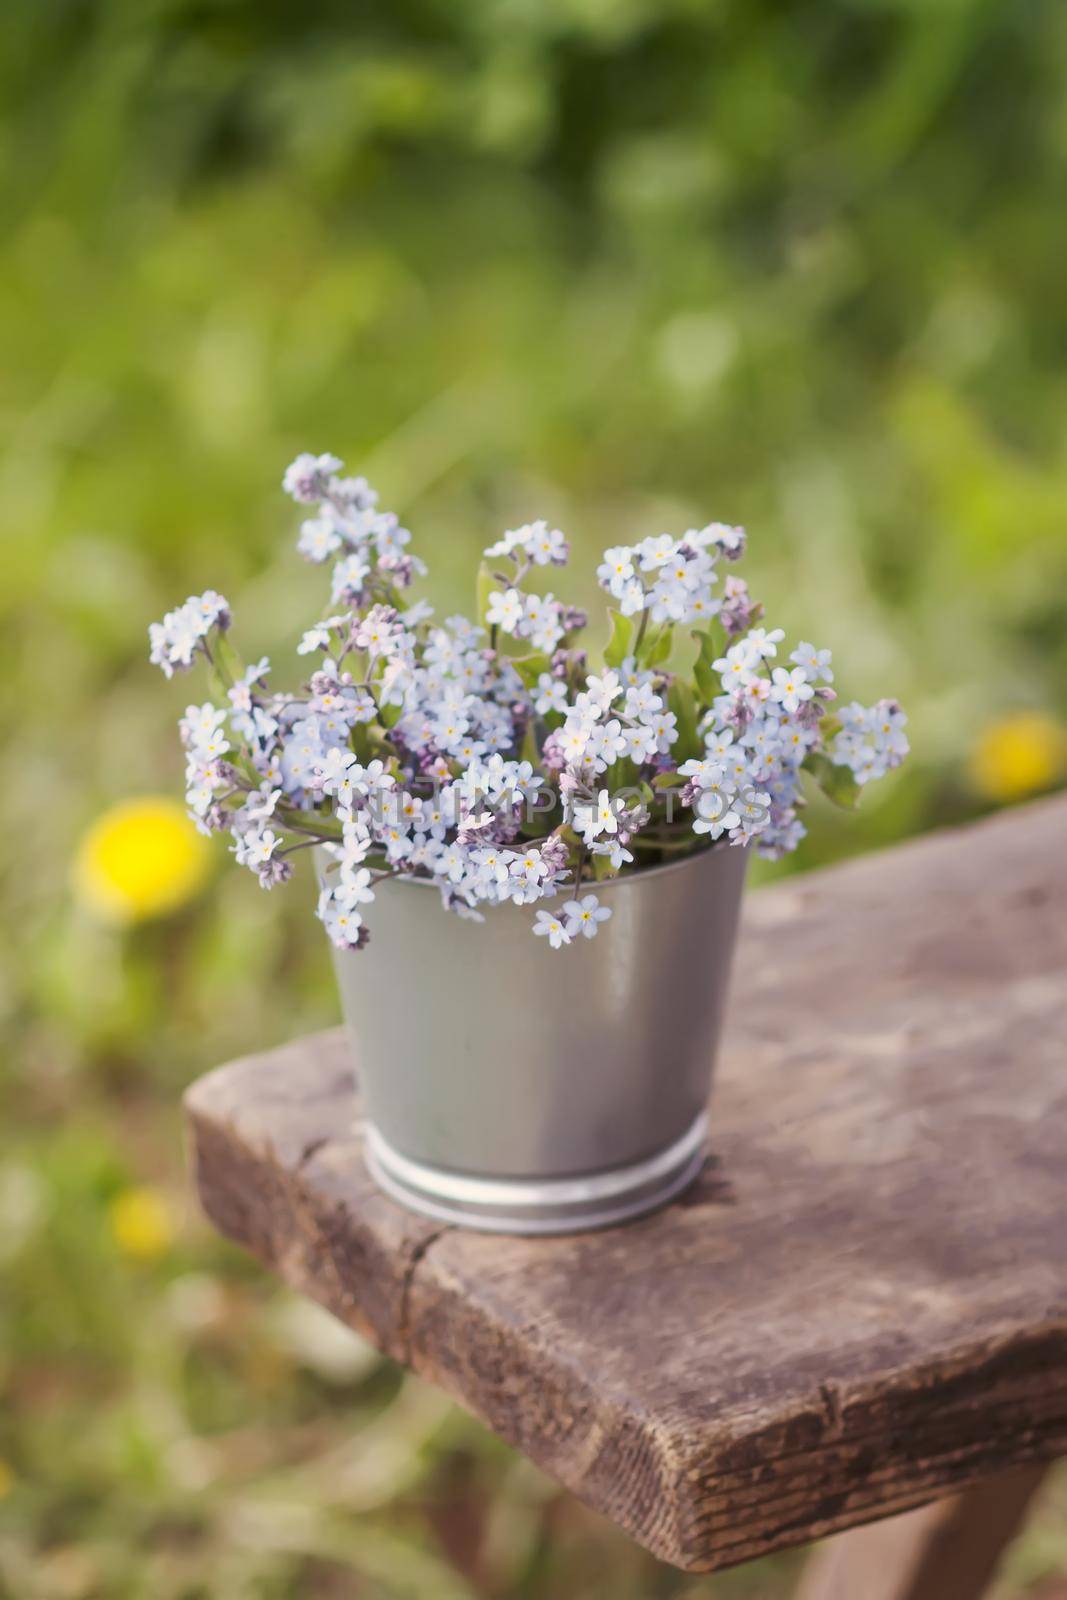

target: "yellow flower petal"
[969,712,1067,803]
[109,1186,174,1262]
[73,797,211,925]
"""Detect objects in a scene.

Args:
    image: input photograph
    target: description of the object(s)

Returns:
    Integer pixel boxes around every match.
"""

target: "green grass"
[2,1,1066,1593]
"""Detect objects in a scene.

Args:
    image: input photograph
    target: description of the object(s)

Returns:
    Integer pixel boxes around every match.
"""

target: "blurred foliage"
[2,0,1066,1594]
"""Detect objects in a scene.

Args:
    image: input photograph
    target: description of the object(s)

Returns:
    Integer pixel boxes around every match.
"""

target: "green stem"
[631,833,704,854]
[277,809,344,843]
[633,605,649,660]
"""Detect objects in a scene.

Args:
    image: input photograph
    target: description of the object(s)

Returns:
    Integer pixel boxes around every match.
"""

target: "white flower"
[596,546,636,597]
[573,788,619,842]
[473,847,512,889]
[512,848,549,886]
[701,726,736,761]
[486,520,569,568]
[713,643,759,692]
[692,785,740,838]
[575,718,628,774]
[618,579,647,616]
[195,726,230,763]
[704,521,745,557]
[624,682,660,718]
[185,759,224,817]
[332,821,372,871]
[242,785,283,825]
[534,673,569,715]
[297,516,343,563]
[830,700,909,783]
[638,534,677,570]
[487,588,525,633]
[336,867,375,909]
[685,590,720,623]
[227,657,270,712]
[332,474,378,512]
[732,790,772,838]
[562,894,612,939]
[582,671,622,713]
[148,592,230,678]
[741,674,773,709]
[330,553,371,604]
[283,452,343,504]
[746,626,785,660]
[523,593,565,652]
[591,838,633,870]
[791,641,833,683]
[646,709,678,753]
[560,722,591,765]
[527,522,569,567]
[770,666,814,714]
[181,702,227,749]
[483,527,527,560]
[679,755,728,787]
[372,512,412,559]
[874,702,909,762]
[432,708,471,753]
[648,575,692,624]
[152,449,909,947]
[236,826,280,867]
[437,841,467,882]
[533,909,572,949]
[619,722,657,763]
[595,789,619,835]
[319,894,364,949]
[318,746,358,797]
[298,617,346,655]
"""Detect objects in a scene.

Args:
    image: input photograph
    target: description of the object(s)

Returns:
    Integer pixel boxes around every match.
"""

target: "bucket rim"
[320,837,750,894]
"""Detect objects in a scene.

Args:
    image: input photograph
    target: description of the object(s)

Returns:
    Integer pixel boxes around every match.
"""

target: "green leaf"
[668,678,702,762]
[510,652,551,688]
[802,751,861,809]
[378,700,403,730]
[646,623,674,668]
[211,630,244,688]
[351,723,373,764]
[603,608,635,669]
[520,717,541,767]
[691,628,721,707]
[653,770,687,790]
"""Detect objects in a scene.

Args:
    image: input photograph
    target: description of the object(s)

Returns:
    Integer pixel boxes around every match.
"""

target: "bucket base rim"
[361,1114,708,1236]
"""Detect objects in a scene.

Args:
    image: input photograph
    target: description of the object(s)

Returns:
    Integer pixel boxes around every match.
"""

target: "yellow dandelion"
[969,712,1067,803]
[72,796,211,925]
[109,1186,174,1262]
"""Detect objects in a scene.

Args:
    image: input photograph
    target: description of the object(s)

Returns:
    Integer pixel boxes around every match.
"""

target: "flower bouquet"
[152,452,907,1232]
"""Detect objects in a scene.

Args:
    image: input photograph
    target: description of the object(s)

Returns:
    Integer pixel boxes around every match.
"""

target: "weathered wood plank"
[185,796,1067,1571]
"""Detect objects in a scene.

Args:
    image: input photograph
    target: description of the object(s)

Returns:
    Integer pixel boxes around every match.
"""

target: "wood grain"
[185,796,1067,1571]
[793,1465,1048,1600]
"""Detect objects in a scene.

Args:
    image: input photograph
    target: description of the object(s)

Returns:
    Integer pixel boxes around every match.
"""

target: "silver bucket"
[323,843,748,1235]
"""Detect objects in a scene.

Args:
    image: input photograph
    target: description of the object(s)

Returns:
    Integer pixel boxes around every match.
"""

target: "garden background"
[3,2,1067,1596]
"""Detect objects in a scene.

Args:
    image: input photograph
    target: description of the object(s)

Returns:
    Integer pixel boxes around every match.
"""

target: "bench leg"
[794,1466,1049,1600]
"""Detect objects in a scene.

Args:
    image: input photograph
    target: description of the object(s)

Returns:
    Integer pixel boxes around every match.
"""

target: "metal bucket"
[324,842,748,1234]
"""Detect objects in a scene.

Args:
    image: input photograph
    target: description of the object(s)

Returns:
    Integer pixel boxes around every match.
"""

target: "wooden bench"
[185,795,1067,1595]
